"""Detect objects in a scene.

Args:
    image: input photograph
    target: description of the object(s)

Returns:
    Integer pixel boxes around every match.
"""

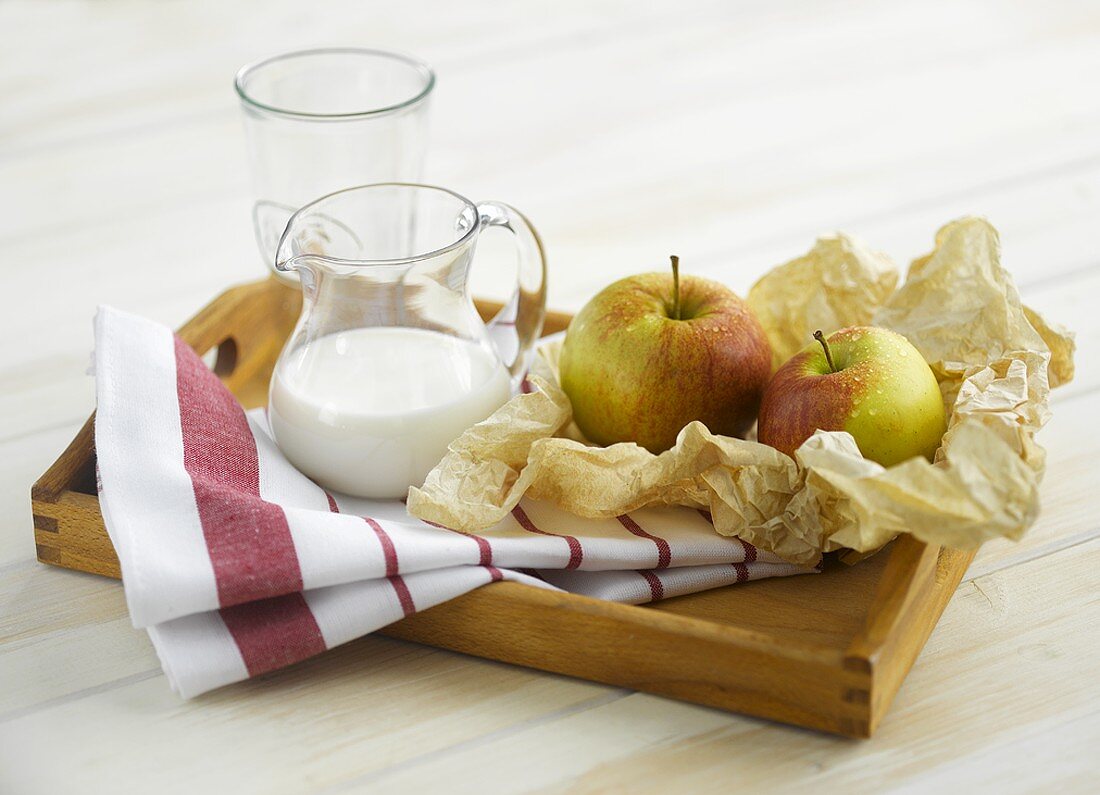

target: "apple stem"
[814,330,838,373]
[670,255,681,320]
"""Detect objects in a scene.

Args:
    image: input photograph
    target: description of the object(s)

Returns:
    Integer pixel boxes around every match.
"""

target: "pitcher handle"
[476,201,548,382]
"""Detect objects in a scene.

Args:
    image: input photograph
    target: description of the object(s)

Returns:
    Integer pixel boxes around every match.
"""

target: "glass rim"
[234,47,435,121]
[276,183,480,270]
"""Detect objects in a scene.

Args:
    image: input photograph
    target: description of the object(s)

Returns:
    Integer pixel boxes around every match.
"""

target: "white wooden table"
[2,1,1098,791]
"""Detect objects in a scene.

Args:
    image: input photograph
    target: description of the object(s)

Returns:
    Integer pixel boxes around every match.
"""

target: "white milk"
[269,327,511,498]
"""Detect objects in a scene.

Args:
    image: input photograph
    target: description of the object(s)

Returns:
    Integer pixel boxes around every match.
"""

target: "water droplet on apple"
[868,408,877,416]
[899,349,909,357]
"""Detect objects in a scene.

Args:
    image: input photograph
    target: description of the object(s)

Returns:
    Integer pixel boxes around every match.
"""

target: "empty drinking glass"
[235,47,434,277]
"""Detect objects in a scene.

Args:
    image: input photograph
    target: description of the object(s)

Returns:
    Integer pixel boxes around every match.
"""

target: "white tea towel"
[94,306,814,698]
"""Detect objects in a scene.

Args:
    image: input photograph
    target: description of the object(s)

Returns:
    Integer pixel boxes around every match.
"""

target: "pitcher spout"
[275,196,367,276]
[274,229,329,276]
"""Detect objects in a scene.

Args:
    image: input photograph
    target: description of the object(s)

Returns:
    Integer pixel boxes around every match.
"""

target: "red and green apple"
[757,326,946,466]
[559,257,773,453]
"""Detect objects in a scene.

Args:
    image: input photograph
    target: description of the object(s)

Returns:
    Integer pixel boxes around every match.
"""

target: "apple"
[559,256,772,453]
[757,326,946,466]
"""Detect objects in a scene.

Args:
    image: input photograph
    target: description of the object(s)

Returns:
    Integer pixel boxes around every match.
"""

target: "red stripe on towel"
[362,516,415,614]
[324,498,414,612]
[324,495,415,615]
[323,492,420,613]
[738,538,758,564]
[512,505,583,569]
[388,575,416,617]
[733,562,750,583]
[324,491,340,513]
[173,336,324,670]
[486,566,504,583]
[173,336,310,608]
[638,570,665,601]
[616,515,672,569]
[468,534,493,567]
[363,517,399,578]
[697,508,759,563]
[425,518,494,567]
[219,593,328,676]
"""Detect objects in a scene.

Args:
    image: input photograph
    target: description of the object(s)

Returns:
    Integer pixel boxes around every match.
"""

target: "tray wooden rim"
[31,276,975,738]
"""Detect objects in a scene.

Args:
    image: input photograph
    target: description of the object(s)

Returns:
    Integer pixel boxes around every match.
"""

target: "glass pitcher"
[268,183,547,499]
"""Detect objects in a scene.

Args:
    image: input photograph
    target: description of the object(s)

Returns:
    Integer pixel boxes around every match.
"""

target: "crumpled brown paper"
[407,217,1076,566]
[747,233,899,370]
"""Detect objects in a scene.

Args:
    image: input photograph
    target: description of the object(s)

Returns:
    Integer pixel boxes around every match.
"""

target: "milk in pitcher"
[269,326,510,498]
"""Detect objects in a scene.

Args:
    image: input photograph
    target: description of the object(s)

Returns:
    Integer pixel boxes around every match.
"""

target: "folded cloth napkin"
[93,306,814,698]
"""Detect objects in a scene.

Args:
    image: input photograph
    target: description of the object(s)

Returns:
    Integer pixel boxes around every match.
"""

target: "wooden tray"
[31,276,974,738]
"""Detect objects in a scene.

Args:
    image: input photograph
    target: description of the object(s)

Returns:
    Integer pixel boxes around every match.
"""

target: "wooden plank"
[881,708,1100,794]
[0,563,155,718]
[966,387,1100,580]
[11,0,1092,160]
[297,537,1100,793]
[0,421,85,566]
[0,0,744,155]
[0,631,620,794]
